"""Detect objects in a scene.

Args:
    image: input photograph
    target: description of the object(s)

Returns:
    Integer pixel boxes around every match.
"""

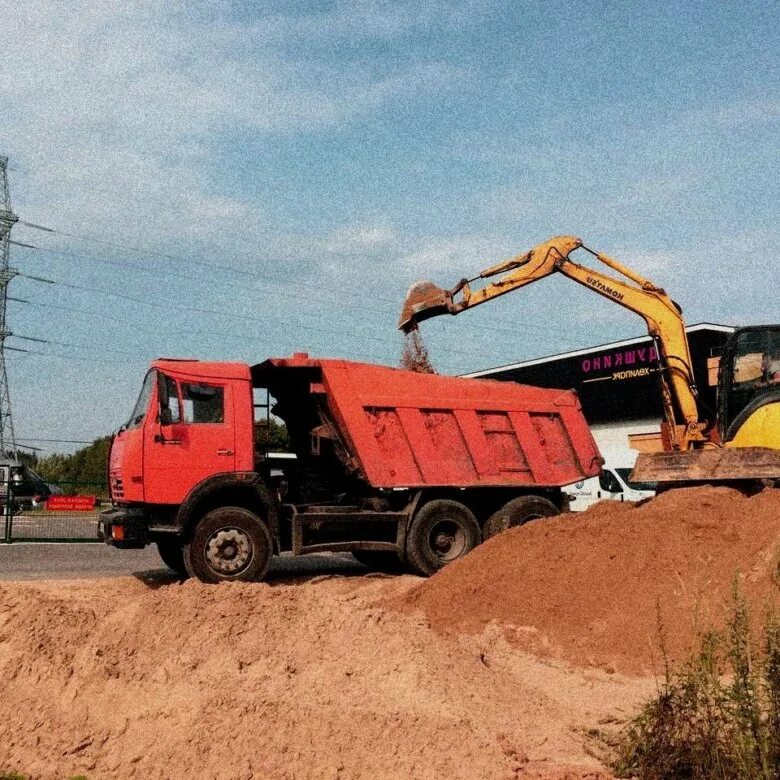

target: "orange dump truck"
[100,354,602,581]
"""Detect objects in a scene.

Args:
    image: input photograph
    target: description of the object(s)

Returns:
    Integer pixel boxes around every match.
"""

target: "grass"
[0,774,87,780]
[615,584,780,779]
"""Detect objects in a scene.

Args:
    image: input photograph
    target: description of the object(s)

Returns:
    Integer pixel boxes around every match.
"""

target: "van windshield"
[615,467,656,492]
[126,370,156,429]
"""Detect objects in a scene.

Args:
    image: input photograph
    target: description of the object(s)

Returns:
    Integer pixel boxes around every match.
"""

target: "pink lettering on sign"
[580,344,658,374]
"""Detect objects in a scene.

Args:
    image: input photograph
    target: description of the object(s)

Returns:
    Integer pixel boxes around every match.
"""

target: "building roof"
[463,322,735,379]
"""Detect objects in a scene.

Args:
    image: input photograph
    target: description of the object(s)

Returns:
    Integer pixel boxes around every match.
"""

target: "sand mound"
[399,487,780,675]
[0,573,639,780]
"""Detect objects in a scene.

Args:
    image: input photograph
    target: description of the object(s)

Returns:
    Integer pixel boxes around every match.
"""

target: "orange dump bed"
[254,355,602,490]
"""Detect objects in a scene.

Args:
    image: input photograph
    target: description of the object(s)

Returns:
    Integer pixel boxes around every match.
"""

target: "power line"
[8,333,49,344]
[14,219,574,339]
[17,437,93,444]
[12,246,566,361]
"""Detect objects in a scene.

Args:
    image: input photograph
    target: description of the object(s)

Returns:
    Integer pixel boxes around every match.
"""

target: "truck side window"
[598,470,623,493]
[182,383,224,424]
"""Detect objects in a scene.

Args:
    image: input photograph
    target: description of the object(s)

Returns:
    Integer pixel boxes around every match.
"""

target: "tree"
[254,419,290,451]
[32,437,111,494]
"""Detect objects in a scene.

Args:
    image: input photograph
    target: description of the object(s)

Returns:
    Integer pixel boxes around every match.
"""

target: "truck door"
[144,374,236,505]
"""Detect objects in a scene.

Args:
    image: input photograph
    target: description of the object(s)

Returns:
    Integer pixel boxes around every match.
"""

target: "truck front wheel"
[482,495,559,541]
[406,499,480,577]
[183,507,273,583]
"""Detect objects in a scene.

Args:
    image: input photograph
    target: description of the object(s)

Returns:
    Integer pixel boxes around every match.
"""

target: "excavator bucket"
[398,281,453,332]
[631,447,780,484]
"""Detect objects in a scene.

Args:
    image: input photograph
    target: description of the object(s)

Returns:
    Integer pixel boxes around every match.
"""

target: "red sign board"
[45,495,97,512]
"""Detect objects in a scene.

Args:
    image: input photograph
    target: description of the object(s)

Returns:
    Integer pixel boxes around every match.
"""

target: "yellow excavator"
[398,235,780,486]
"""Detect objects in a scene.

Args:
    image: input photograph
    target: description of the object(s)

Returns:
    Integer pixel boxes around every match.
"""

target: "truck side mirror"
[157,372,171,424]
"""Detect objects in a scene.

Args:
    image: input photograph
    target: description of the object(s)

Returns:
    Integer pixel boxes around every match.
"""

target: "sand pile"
[400,487,780,675]
[0,573,638,780]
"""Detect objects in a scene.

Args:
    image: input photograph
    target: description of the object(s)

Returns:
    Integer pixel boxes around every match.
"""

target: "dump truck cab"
[101,354,602,582]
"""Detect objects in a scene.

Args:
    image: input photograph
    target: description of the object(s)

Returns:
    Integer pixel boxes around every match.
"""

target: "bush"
[616,585,780,779]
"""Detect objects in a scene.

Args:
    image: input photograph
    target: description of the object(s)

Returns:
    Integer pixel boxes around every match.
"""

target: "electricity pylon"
[0,157,18,454]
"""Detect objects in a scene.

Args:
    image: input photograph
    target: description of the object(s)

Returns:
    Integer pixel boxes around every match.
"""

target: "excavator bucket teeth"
[631,447,780,484]
[398,281,452,332]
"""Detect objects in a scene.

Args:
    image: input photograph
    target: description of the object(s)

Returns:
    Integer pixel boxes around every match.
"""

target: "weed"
[616,583,780,779]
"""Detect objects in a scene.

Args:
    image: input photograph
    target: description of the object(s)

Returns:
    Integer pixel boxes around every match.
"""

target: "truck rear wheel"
[156,537,187,578]
[183,507,272,583]
[483,495,559,541]
[406,499,480,577]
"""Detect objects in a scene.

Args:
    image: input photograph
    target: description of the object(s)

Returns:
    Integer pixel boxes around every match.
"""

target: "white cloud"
[324,223,398,253]
[0,2,460,260]
[399,235,514,275]
[699,99,780,129]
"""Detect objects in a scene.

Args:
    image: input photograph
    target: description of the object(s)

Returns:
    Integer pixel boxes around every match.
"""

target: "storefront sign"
[581,345,659,374]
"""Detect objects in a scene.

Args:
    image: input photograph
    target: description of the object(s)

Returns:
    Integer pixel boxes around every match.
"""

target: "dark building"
[464,323,734,462]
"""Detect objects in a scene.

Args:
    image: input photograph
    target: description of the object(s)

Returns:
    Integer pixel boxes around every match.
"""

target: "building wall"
[590,418,660,466]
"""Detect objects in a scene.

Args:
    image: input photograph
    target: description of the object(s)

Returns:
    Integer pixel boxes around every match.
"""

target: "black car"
[0,461,52,511]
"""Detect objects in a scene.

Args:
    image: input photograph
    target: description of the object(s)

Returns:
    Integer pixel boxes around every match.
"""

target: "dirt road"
[0,543,363,581]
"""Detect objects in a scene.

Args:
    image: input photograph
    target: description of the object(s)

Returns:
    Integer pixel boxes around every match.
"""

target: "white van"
[564,461,656,511]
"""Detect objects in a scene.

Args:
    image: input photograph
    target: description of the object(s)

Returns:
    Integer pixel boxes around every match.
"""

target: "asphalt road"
[0,543,367,581]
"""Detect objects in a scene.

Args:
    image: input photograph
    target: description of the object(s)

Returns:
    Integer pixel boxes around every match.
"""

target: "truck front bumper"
[99,506,149,549]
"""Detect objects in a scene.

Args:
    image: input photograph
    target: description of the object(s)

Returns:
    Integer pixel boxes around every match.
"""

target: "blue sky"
[1,1,778,451]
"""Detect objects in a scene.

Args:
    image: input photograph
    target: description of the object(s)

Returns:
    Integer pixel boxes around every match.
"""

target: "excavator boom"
[398,235,780,484]
[399,235,708,452]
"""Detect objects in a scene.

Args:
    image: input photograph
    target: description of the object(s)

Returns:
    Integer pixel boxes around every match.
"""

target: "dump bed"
[254,355,602,490]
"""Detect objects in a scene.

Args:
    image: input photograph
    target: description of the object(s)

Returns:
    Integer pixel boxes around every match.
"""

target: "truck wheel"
[406,499,480,577]
[183,507,272,583]
[483,495,559,541]
[156,537,188,578]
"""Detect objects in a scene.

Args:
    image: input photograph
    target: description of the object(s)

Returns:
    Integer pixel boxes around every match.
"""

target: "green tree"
[254,419,290,451]
[32,437,111,494]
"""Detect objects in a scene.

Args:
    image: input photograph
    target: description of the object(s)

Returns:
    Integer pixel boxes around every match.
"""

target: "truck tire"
[483,495,559,541]
[183,506,273,584]
[156,537,187,578]
[406,499,480,577]
[352,550,404,573]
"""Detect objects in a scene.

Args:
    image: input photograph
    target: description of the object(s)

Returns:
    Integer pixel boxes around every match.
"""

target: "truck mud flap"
[631,447,780,484]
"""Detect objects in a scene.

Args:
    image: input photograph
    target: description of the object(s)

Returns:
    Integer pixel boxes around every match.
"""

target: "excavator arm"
[399,235,711,451]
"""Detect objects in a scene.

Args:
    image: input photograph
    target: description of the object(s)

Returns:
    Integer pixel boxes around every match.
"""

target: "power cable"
[15,272,506,362]
[13,223,575,339]
[16,437,95,444]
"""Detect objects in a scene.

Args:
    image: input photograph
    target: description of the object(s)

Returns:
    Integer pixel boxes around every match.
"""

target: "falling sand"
[400,326,436,374]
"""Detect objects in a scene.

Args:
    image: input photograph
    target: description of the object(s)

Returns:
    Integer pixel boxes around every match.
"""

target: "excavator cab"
[718,325,780,445]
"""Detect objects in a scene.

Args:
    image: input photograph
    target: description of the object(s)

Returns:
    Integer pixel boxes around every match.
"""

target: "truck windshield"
[126,370,156,429]
[615,467,656,492]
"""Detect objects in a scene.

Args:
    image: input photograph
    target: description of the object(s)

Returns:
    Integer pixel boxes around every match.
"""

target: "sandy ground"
[1,486,778,778]
[0,573,649,779]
